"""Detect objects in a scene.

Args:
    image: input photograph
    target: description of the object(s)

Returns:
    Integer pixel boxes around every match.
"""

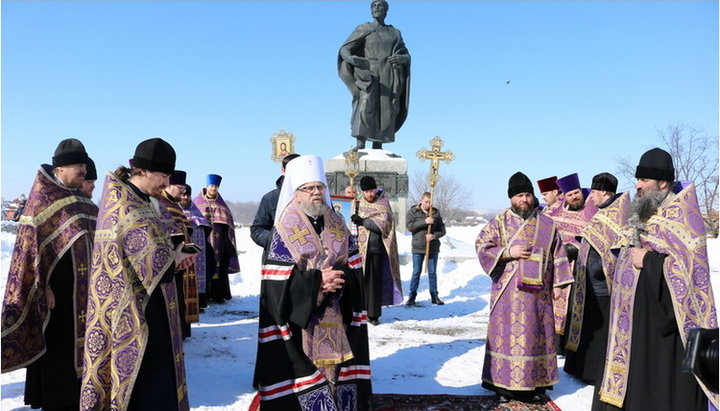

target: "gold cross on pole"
[416,136,455,189]
[416,136,454,273]
[289,225,311,245]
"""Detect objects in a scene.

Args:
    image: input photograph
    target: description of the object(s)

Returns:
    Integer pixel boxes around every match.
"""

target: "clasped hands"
[321,265,345,293]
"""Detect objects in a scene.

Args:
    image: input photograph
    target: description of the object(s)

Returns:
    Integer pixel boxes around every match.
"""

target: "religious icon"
[270,129,296,162]
[330,194,356,233]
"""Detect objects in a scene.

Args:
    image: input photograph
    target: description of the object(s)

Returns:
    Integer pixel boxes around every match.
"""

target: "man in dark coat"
[250,153,300,251]
[405,191,446,305]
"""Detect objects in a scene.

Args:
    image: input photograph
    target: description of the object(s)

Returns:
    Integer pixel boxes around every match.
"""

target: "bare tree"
[615,123,719,237]
[408,171,473,223]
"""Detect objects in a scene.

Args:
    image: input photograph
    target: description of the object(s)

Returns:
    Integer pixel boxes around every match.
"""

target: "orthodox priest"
[537,176,563,214]
[194,174,239,302]
[545,172,598,351]
[351,176,402,325]
[180,184,213,309]
[254,154,372,410]
[81,157,99,198]
[160,170,199,337]
[475,172,573,403]
[81,138,193,411]
[338,0,410,150]
[594,148,718,411]
[564,173,629,384]
[2,138,95,410]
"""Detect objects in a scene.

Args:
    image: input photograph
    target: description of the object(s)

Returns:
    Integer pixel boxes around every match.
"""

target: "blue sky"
[2,1,717,209]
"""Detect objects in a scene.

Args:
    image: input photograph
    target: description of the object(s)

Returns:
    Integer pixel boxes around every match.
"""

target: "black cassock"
[592,252,708,411]
[254,227,372,411]
[25,253,81,410]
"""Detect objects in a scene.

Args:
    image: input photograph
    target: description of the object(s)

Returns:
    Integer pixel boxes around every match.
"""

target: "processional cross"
[416,136,455,272]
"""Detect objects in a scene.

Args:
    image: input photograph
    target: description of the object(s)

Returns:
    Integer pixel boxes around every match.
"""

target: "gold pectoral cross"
[289,225,311,245]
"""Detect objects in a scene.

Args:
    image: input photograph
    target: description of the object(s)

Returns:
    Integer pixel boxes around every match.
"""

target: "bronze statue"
[338,0,411,151]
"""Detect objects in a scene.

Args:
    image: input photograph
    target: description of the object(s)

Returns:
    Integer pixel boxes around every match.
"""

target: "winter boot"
[406,292,417,306]
[431,294,445,305]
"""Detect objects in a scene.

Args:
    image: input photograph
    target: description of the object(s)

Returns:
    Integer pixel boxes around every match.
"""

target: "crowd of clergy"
[0,138,717,411]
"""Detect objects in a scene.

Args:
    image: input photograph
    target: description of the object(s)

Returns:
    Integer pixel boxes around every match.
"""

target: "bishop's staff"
[416,136,454,273]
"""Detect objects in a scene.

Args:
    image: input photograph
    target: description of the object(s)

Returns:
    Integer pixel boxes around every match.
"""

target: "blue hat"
[207,174,222,187]
[557,173,581,193]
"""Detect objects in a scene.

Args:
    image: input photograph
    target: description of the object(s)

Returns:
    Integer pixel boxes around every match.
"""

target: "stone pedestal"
[325,149,408,232]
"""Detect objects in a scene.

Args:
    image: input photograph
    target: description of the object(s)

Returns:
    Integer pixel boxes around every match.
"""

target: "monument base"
[325,149,408,232]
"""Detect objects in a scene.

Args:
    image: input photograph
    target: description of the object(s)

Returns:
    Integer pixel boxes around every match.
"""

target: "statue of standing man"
[338,0,411,151]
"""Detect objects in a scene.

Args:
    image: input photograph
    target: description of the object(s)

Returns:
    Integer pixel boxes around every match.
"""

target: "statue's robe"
[193,189,239,302]
[595,183,718,411]
[1,164,96,409]
[254,202,372,410]
[545,196,598,348]
[565,192,629,384]
[338,21,410,144]
[80,173,188,411]
[182,201,212,309]
[356,190,402,319]
[476,209,573,393]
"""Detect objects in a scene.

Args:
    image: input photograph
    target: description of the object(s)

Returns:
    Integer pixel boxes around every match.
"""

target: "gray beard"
[511,206,535,220]
[301,201,327,218]
[631,189,668,223]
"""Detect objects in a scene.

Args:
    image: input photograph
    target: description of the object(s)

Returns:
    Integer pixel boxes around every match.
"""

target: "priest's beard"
[301,200,328,218]
[631,188,668,223]
[511,206,535,220]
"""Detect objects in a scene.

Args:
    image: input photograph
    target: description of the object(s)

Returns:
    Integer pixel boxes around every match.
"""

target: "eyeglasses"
[297,184,326,194]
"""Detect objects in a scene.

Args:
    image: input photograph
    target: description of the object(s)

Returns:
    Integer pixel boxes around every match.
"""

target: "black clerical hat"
[591,172,618,193]
[132,138,176,175]
[85,158,97,181]
[508,172,534,198]
[185,184,192,196]
[635,148,674,182]
[360,176,377,191]
[52,138,90,167]
[170,170,187,186]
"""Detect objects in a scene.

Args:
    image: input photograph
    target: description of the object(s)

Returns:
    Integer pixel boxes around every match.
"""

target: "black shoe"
[369,318,379,325]
[431,296,445,305]
[406,294,416,306]
[497,395,511,404]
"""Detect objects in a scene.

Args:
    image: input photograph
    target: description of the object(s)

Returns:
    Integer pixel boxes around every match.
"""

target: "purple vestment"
[476,209,573,391]
[599,183,718,409]
[1,164,96,375]
[80,173,188,411]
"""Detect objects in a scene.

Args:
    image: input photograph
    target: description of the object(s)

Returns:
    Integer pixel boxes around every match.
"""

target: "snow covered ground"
[1,223,718,410]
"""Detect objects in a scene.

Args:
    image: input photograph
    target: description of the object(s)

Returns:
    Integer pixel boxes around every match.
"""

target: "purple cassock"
[475,209,573,392]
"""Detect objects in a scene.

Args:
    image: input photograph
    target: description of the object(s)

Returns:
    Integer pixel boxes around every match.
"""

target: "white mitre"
[274,154,332,225]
